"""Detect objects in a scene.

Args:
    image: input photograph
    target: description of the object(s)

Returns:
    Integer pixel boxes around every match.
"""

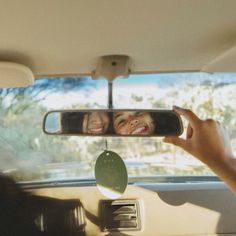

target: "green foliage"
[131,94,143,102]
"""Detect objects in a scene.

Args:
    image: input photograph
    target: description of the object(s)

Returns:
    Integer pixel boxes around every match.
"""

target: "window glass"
[0,73,235,183]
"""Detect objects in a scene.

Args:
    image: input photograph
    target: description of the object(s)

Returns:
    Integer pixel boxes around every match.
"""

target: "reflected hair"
[60,112,84,134]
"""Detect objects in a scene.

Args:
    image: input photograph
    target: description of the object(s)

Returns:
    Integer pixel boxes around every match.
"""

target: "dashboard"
[26,183,236,236]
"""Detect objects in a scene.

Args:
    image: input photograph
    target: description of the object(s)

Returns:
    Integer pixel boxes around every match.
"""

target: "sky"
[39,72,236,109]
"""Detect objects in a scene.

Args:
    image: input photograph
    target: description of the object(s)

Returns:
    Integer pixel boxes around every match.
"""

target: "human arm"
[163,106,236,194]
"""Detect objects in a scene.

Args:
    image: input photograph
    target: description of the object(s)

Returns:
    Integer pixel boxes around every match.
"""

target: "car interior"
[0,1,236,235]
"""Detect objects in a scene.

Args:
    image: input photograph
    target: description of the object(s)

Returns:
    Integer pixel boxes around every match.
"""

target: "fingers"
[173,106,201,128]
[186,123,193,139]
[163,136,187,150]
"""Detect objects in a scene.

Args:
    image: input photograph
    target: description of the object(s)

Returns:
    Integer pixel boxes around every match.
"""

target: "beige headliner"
[0,0,236,77]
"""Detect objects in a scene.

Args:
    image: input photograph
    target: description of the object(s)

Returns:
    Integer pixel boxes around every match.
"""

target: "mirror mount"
[91,55,130,82]
[91,55,131,109]
[108,81,113,109]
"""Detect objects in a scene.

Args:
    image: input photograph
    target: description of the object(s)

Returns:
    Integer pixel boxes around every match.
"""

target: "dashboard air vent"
[101,200,141,231]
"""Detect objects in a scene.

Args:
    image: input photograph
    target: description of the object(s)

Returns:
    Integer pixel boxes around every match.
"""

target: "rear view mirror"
[43,110,183,137]
[43,110,183,136]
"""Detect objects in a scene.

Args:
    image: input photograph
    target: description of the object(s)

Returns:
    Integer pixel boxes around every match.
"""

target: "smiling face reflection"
[82,112,109,134]
[113,111,155,135]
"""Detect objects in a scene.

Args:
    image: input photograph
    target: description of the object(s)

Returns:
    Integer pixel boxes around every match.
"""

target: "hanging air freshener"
[95,150,128,199]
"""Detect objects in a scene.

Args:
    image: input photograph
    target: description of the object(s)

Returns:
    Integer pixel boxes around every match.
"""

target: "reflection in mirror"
[44,112,61,134]
[113,111,155,135]
[43,110,183,137]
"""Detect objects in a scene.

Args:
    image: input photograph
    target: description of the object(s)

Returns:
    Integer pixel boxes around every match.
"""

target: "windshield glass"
[0,73,236,183]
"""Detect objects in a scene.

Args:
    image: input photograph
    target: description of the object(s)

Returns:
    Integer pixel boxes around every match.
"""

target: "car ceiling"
[0,0,236,77]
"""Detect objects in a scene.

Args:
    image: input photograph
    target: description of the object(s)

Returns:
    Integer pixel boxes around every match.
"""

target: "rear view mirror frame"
[43,109,183,137]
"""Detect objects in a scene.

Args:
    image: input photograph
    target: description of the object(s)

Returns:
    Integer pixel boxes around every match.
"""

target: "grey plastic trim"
[135,181,228,192]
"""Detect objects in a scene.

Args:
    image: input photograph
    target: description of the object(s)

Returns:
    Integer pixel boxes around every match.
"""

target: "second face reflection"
[113,111,155,135]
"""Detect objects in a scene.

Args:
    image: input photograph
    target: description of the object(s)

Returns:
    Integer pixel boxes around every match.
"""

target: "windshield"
[0,73,236,183]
